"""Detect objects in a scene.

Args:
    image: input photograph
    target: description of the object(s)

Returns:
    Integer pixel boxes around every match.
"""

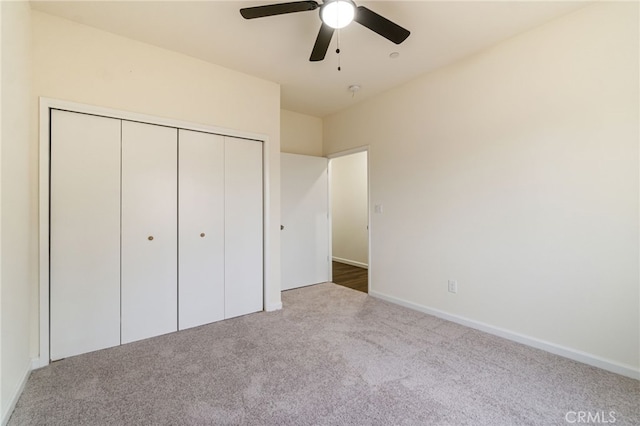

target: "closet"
[50,109,263,360]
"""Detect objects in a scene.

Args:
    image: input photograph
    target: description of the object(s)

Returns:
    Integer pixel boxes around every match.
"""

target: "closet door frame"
[38,97,270,367]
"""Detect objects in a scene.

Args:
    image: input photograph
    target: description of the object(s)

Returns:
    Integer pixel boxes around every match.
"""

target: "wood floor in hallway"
[332,261,368,293]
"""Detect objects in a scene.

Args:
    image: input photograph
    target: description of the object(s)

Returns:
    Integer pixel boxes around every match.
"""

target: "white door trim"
[38,97,270,368]
[327,146,370,290]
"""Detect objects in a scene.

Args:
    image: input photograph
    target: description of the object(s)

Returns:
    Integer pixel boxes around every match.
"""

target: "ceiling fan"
[240,0,410,62]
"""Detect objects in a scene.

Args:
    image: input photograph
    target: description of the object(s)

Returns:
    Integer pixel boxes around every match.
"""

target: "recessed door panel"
[121,121,178,344]
[178,130,225,330]
[50,110,121,360]
[224,137,264,318]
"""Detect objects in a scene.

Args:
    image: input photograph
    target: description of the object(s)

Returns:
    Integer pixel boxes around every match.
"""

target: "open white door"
[281,153,330,290]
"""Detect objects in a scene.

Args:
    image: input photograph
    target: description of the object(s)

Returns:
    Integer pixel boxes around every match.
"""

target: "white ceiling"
[30,1,589,117]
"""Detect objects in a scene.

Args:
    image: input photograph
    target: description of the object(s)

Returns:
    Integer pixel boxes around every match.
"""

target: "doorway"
[329,149,369,293]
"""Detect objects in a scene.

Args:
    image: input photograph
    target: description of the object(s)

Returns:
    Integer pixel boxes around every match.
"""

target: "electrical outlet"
[448,280,458,294]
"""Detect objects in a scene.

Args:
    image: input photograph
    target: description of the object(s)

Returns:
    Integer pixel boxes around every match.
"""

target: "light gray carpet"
[8,283,640,425]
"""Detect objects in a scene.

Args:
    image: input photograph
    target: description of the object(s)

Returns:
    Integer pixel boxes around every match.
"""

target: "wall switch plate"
[448,280,458,294]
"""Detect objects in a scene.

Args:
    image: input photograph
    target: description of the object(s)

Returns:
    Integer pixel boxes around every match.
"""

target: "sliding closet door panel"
[178,130,225,330]
[121,121,178,344]
[50,110,121,360]
[224,137,264,318]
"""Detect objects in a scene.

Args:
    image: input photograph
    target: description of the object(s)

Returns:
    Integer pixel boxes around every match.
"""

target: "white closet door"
[50,110,121,360]
[178,130,225,330]
[224,137,264,318]
[121,121,178,344]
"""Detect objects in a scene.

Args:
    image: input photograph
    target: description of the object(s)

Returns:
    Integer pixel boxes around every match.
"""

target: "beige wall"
[331,152,368,267]
[31,10,282,360]
[281,109,323,156]
[324,2,639,373]
[1,0,33,422]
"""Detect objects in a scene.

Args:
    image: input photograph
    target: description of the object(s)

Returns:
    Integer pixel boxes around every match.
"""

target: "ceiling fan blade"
[240,1,319,19]
[309,23,334,62]
[354,6,410,44]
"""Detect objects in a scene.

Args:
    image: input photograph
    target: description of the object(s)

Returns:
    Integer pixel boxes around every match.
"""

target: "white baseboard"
[332,257,368,269]
[266,301,283,311]
[1,359,31,426]
[369,290,640,380]
[31,357,48,370]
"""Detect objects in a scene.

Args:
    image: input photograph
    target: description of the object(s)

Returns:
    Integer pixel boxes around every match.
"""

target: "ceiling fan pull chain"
[336,28,342,71]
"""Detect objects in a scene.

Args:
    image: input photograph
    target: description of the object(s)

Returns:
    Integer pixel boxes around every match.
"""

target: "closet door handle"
[200,233,206,238]
[148,236,154,241]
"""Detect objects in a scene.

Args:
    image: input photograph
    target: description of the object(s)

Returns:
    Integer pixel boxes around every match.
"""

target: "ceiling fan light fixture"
[321,0,355,29]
